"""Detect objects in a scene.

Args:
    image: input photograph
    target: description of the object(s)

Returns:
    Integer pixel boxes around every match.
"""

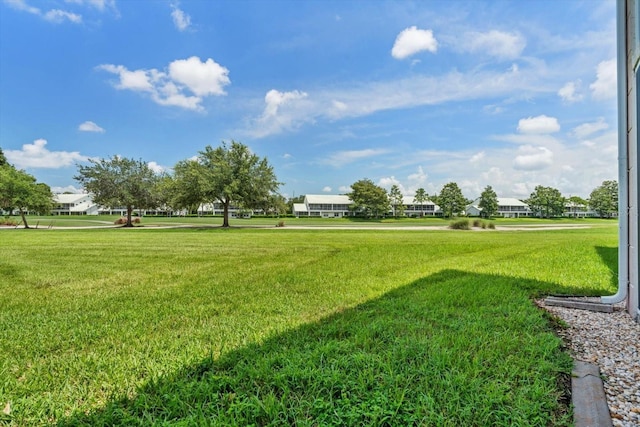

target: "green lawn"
[12,214,617,228]
[0,225,618,426]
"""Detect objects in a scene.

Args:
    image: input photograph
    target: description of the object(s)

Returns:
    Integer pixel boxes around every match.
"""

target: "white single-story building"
[401,196,440,217]
[52,194,99,215]
[294,195,352,218]
[563,202,598,218]
[292,194,441,218]
[465,197,531,218]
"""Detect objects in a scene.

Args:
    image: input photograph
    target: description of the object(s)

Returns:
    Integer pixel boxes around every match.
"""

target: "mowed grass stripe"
[0,226,617,425]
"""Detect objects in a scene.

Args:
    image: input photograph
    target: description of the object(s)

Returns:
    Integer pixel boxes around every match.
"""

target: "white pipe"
[602,0,629,305]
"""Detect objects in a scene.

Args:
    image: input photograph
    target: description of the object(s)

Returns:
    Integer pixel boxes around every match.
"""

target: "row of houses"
[50,194,252,217]
[293,194,599,218]
[49,193,600,218]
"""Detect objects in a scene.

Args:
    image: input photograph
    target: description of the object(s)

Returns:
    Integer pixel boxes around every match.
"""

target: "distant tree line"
[342,178,618,219]
[1,141,619,227]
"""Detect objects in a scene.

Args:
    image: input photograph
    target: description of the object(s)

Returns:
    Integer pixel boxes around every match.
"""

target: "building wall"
[622,0,639,319]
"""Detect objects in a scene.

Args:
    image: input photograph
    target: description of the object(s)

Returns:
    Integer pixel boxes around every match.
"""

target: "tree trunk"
[125,206,134,227]
[19,209,29,229]
[222,200,230,227]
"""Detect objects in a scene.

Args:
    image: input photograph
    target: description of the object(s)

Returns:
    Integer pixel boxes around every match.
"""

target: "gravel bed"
[539,298,640,426]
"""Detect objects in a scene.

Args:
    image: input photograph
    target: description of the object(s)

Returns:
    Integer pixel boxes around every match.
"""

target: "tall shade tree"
[183,141,280,227]
[589,180,618,218]
[0,148,7,166]
[171,160,206,215]
[154,173,180,216]
[526,185,565,218]
[388,184,405,218]
[347,178,390,218]
[0,165,54,228]
[478,185,498,218]
[437,182,467,218]
[413,187,429,217]
[75,156,159,227]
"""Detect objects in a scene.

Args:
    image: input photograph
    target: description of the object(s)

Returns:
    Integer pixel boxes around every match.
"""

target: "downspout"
[602,0,629,305]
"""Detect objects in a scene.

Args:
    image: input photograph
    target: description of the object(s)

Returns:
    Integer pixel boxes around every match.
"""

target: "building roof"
[496,197,528,206]
[305,194,352,204]
[54,193,91,204]
[401,195,436,205]
[293,203,308,212]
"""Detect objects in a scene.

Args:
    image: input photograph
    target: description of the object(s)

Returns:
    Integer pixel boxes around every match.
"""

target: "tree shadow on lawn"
[595,246,618,288]
[58,270,576,427]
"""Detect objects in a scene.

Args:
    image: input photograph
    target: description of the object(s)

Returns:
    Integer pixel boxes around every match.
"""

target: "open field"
[6,214,618,229]
[0,225,618,425]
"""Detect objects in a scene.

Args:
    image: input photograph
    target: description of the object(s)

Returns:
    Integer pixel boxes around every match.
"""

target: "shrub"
[488,222,496,229]
[472,219,482,227]
[276,220,285,227]
[0,217,17,226]
[449,219,470,230]
[114,217,141,225]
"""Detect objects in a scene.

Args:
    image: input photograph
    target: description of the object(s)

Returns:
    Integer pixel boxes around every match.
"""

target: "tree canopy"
[589,180,618,218]
[0,148,7,167]
[75,156,159,227]
[526,185,565,218]
[413,188,428,205]
[388,184,405,217]
[437,182,467,218]
[174,141,280,227]
[0,162,54,228]
[478,185,498,218]
[347,179,389,218]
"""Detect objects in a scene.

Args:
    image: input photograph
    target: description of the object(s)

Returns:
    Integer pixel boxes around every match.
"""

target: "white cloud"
[322,186,332,192]
[378,176,404,193]
[481,167,504,183]
[4,139,88,169]
[171,4,191,31]
[338,185,350,193]
[51,185,84,194]
[571,117,609,139]
[97,56,230,111]
[147,161,165,173]
[168,57,230,96]
[248,89,310,137]
[4,0,40,14]
[469,151,485,163]
[462,30,525,60]
[245,59,553,138]
[43,9,82,23]
[282,153,292,159]
[97,64,154,92]
[322,148,388,167]
[558,80,583,103]
[65,0,117,12]
[407,166,428,187]
[379,166,429,195]
[391,26,438,59]
[5,0,82,23]
[513,146,553,171]
[517,115,560,134]
[78,120,105,133]
[590,58,617,100]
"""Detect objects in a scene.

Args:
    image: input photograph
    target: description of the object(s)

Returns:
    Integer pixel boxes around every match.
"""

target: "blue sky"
[0,0,618,200]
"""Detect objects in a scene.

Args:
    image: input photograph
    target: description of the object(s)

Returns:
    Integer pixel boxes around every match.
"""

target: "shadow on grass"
[58,270,574,427]
[595,246,618,289]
